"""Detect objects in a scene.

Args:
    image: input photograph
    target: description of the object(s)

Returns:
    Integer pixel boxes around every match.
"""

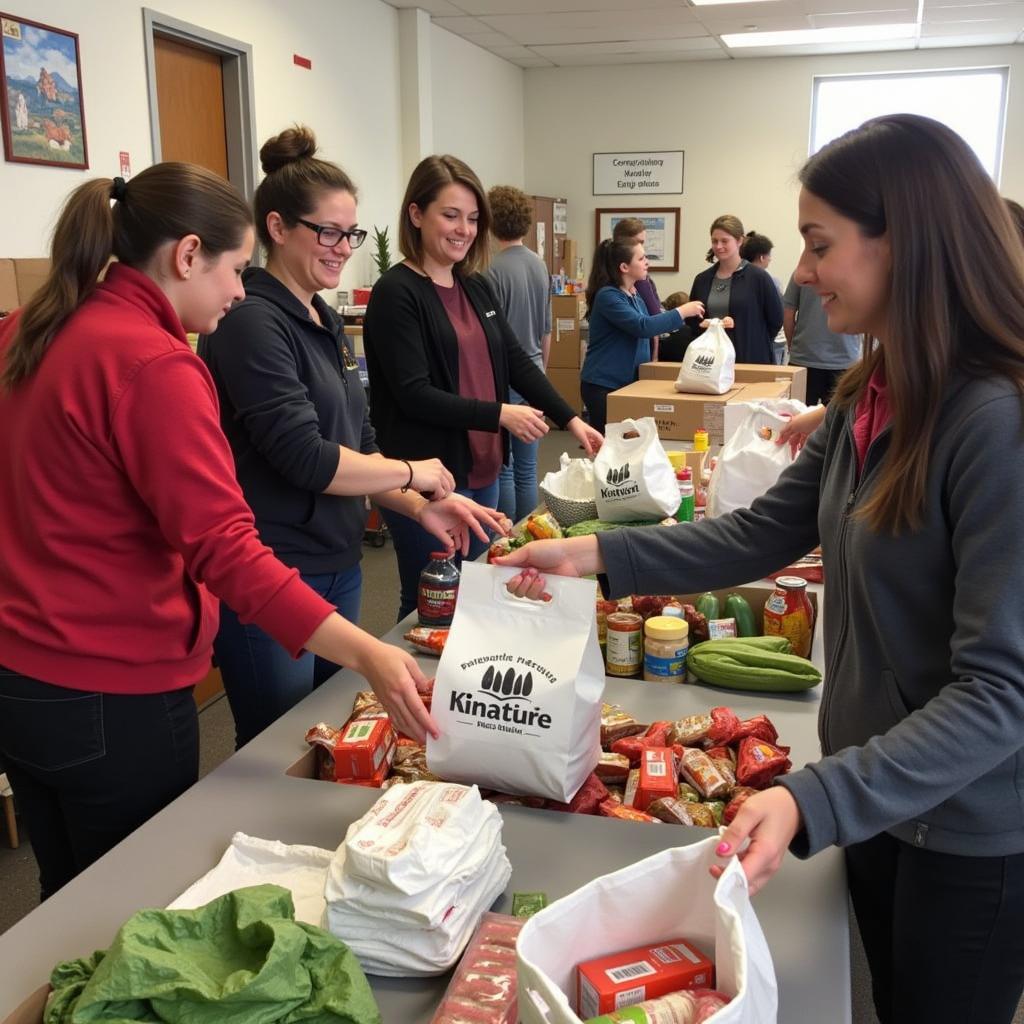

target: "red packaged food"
[723,786,758,824]
[644,720,672,746]
[601,702,648,746]
[704,745,737,789]
[546,773,609,815]
[635,747,677,812]
[611,735,645,767]
[735,737,792,789]
[351,690,386,717]
[680,747,731,799]
[595,752,631,783]
[576,938,714,1018]
[404,627,449,655]
[647,796,695,825]
[703,745,734,764]
[629,594,673,620]
[598,798,660,824]
[733,714,779,745]
[336,756,392,788]
[431,912,524,1024]
[706,706,742,745]
[668,713,713,747]
[330,713,396,780]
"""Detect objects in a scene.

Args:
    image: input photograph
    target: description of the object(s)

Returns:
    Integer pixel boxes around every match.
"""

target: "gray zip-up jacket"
[599,375,1024,858]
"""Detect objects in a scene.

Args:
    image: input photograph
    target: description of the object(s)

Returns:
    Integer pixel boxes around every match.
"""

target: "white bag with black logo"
[675,317,736,395]
[427,563,604,803]
[593,417,679,522]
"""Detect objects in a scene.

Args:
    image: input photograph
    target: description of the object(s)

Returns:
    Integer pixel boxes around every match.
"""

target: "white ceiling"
[385,0,1024,65]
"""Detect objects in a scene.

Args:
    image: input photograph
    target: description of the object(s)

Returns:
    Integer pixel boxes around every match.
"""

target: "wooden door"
[532,196,555,275]
[153,35,229,177]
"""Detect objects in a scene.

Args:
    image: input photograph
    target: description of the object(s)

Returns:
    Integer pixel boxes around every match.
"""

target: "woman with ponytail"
[201,127,502,748]
[0,163,439,900]
[580,236,703,433]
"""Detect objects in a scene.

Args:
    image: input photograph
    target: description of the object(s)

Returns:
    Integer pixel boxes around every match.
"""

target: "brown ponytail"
[2,162,252,391]
[585,238,638,316]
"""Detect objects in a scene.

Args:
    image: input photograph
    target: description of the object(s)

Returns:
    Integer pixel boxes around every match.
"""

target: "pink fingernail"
[716,842,731,855]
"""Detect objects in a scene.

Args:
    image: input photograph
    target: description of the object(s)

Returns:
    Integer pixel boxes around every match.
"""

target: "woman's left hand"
[567,416,603,456]
[417,494,511,556]
[709,786,802,896]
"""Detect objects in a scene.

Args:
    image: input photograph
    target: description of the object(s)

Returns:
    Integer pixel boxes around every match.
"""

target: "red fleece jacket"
[0,263,334,694]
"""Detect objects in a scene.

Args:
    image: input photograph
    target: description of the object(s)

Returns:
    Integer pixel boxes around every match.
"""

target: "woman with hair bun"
[688,214,783,364]
[0,161,440,900]
[202,128,500,747]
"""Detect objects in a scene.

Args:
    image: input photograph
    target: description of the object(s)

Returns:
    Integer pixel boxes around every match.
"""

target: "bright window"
[810,68,1009,182]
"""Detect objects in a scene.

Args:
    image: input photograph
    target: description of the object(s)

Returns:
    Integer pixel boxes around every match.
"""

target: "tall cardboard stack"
[547,293,585,416]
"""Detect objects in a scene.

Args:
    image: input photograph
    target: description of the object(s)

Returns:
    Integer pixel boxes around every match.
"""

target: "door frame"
[142,9,258,200]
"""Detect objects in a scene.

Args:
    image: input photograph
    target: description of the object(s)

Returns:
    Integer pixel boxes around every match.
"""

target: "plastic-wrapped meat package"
[431,912,523,1024]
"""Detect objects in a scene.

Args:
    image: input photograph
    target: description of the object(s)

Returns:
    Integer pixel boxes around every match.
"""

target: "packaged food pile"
[431,912,524,1024]
[323,780,512,976]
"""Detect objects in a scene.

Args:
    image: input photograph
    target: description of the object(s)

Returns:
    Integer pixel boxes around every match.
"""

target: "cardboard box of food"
[546,366,582,416]
[606,379,790,444]
[549,293,586,369]
[637,362,807,404]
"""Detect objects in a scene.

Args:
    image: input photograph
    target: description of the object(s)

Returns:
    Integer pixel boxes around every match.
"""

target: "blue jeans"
[0,668,198,900]
[382,479,501,621]
[497,424,539,524]
[215,565,362,749]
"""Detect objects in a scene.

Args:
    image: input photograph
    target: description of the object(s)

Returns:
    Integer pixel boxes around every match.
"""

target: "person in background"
[364,155,601,620]
[740,230,787,364]
[688,215,783,364]
[613,217,671,360]
[201,127,501,749]
[500,113,1024,1024]
[783,274,861,408]
[485,185,551,524]
[580,237,703,434]
[657,290,696,363]
[0,164,439,900]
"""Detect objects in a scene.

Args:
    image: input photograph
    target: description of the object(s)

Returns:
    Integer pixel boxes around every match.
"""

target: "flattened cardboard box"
[606,379,790,444]
[638,361,807,404]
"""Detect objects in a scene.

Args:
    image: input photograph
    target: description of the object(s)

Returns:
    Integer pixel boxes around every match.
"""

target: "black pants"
[846,832,1024,1024]
[794,365,844,407]
[580,380,613,436]
[0,668,199,900]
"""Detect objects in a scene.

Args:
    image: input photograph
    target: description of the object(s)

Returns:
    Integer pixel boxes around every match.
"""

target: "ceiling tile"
[544,49,728,65]
[532,36,722,56]
[384,0,465,14]
[458,0,695,12]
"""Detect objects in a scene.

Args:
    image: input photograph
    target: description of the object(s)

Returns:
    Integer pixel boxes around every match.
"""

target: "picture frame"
[595,207,680,273]
[1,12,88,169]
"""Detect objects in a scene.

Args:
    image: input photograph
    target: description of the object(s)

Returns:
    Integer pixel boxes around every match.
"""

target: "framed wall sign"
[1,12,88,168]
[593,151,683,196]
[595,207,680,273]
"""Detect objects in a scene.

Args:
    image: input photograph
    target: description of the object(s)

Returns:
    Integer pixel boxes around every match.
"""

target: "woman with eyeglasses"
[202,128,502,747]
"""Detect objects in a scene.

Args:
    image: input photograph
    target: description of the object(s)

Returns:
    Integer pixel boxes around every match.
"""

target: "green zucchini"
[724,593,757,637]
[564,519,660,537]
[697,635,791,654]
[688,640,821,692]
[694,592,721,621]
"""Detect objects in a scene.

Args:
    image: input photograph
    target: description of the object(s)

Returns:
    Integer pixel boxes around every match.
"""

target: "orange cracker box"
[576,939,715,1018]
[332,714,396,780]
[635,747,677,812]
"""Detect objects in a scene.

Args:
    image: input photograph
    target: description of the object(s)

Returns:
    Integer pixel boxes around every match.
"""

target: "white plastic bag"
[706,399,807,517]
[593,418,679,523]
[427,563,604,803]
[675,318,736,395]
[517,836,778,1024]
[540,452,595,501]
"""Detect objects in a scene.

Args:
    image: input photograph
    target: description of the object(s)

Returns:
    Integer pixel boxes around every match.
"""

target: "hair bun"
[260,125,318,174]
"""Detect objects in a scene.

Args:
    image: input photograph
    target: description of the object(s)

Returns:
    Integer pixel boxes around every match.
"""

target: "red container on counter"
[763,575,814,658]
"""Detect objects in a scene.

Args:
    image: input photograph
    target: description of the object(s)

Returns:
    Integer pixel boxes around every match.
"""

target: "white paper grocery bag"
[593,417,679,523]
[517,836,777,1024]
[427,563,604,803]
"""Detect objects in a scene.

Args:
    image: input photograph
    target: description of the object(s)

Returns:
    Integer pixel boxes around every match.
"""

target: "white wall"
[525,45,1024,297]
[430,24,524,191]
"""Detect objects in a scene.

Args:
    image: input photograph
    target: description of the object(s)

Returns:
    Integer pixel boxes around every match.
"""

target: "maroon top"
[434,279,502,487]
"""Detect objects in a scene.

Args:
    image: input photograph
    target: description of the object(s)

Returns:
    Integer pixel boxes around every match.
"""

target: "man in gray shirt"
[783,274,861,406]
[485,186,552,522]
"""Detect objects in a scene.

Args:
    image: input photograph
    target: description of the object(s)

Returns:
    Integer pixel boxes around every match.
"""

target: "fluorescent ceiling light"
[722,23,917,46]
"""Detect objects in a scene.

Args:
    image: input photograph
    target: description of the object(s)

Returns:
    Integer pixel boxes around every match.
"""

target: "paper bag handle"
[491,571,560,613]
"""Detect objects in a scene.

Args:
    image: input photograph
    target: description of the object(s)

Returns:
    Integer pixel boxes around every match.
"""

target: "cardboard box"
[546,366,582,416]
[561,238,578,275]
[1,986,49,1024]
[638,362,807,404]
[576,938,714,1017]
[330,714,396,779]
[0,259,18,311]
[549,293,586,369]
[0,257,51,311]
[606,379,790,445]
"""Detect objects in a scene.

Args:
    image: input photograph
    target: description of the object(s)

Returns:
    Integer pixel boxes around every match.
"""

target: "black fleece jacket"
[200,267,376,574]
[363,264,575,488]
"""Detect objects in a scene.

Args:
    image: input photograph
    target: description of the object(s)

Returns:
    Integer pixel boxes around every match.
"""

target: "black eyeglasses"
[296,219,367,249]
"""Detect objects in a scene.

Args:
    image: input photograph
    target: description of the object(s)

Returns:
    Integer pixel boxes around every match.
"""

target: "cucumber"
[688,640,821,691]
[694,591,720,621]
[724,593,757,637]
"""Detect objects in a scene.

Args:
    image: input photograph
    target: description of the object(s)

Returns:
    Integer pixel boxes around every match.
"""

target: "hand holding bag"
[517,836,778,1024]
[593,418,679,523]
[675,318,736,395]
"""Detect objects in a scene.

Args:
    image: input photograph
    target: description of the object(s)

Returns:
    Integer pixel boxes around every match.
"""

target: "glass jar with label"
[417,552,460,627]
[605,611,643,678]
[763,576,814,658]
[643,616,689,684]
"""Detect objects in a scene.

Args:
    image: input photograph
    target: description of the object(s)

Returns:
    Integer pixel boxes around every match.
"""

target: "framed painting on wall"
[0,12,88,169]
[594,207,680,272]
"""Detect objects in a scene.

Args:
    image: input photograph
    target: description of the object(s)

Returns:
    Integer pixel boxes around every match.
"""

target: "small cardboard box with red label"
[576,938,714,1018]
[331,714,396,780]
[635,747,676,811]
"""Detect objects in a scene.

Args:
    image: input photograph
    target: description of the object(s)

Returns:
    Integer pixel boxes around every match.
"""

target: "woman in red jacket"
[0,163,439,900]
